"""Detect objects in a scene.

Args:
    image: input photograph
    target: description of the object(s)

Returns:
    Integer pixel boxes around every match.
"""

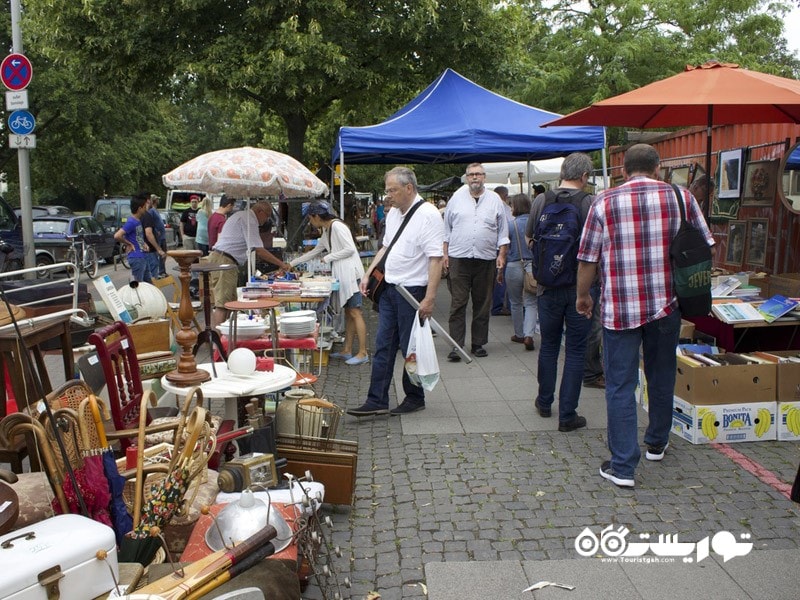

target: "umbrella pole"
[705,106,714,220]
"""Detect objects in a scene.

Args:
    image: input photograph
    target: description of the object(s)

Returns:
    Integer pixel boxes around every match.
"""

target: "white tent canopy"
[474,158,564,186]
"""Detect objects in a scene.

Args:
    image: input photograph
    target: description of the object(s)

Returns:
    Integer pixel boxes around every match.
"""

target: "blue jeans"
[603,310,681,478]
[129,256,151,283]
[536,286,590,422]
[505,261,537,338]
[365,284,427,408]
[583,283,603,383]
[145,253,160,280]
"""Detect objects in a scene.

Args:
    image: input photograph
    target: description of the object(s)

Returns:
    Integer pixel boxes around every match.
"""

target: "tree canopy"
[1,0,798,206]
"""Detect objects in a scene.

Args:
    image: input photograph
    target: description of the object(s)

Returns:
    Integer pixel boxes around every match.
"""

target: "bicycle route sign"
[1,53,32,91]
[8,110,35,135]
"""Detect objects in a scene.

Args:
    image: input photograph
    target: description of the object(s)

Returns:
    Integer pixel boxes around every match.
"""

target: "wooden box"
[276,435,357,505]
[128,319,171,355]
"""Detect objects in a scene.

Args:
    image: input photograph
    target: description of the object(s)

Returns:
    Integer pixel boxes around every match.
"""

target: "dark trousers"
[447,257,495,348]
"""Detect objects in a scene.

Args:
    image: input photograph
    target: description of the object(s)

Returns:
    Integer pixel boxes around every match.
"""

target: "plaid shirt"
[577,176,714,330]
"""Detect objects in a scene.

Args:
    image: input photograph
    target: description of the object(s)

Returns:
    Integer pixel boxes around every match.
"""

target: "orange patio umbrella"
[545,61,800,212]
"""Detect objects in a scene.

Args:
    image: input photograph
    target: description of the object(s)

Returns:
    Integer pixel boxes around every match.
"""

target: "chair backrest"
[152,275,179,303]
[88,321,146,452]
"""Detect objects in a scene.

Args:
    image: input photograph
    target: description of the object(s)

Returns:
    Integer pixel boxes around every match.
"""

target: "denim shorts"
[344,290,362,309]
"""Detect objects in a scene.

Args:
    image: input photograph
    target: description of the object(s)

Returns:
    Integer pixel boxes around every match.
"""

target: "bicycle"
[65,234,99,279]
[115,242,130,269]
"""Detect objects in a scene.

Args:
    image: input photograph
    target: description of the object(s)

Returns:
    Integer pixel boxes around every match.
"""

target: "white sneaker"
[599,461,635,488]
[645,443,668,461]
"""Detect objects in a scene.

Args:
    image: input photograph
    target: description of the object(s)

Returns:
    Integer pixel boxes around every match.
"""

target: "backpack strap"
[671,183,688,224]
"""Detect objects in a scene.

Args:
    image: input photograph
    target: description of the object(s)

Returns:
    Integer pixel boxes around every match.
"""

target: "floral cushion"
[10,472,56,530]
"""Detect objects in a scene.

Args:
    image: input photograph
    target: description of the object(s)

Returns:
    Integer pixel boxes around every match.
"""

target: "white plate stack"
[279,311,316,338]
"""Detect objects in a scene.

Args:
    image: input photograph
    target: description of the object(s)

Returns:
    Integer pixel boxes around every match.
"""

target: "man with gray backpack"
[526,152,595,433]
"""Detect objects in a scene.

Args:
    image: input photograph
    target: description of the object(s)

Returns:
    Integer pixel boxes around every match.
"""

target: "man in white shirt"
[348,167,444,417]
[443,163,510,359]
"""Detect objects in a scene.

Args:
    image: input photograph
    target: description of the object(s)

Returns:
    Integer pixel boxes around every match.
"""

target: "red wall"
[608,124,800,275]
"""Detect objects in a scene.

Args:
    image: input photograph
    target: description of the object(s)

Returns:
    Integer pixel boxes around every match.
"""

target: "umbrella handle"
[86,394,109,449]
[178,406,207,464]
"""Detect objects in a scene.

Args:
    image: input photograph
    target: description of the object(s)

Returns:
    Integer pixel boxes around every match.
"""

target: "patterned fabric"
[10,472,55,529]
[577,176,713,330]
[145,414,222,446]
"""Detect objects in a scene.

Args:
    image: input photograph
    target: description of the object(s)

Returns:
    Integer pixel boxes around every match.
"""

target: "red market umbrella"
[545,61,800,213]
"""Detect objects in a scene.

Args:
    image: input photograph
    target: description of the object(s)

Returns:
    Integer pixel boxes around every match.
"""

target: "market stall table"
[161,362,296,423]
[686,315,800,352]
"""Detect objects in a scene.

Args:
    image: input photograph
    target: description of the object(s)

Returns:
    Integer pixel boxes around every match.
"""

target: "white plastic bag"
[405,311,440,391]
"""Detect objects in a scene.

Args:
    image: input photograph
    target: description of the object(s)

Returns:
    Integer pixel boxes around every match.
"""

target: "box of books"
[742,351,800,402]
[674,354,776,404]
[672,396,777,444]
[777,401,800,441]
[768,273,800,298]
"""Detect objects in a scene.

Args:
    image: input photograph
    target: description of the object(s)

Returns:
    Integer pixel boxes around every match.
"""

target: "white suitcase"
[0,514,119,600]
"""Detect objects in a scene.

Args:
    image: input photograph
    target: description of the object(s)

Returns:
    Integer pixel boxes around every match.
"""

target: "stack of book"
[711,294,800,324]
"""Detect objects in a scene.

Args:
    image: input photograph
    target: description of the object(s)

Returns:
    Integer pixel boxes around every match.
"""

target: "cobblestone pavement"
[301,287,800,600]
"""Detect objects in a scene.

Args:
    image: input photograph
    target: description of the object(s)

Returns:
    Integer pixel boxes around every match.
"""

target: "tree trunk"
[283,114,310,253]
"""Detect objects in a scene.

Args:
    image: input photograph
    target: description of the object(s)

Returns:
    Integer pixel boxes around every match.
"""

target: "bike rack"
[0,262,93,333]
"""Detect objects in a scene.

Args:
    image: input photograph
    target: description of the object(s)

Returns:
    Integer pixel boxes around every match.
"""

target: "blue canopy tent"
[330,69,606,213]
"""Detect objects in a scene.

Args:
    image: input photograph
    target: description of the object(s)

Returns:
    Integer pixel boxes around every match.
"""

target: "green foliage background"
[1,0,798,207]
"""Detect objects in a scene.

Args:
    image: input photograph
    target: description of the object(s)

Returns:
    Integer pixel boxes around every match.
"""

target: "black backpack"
[531,190,589,288]
[669,184,712,317]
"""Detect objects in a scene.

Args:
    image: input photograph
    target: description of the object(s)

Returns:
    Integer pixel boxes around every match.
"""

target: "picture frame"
[689,163,706,185]
[659,167,670,182]
[669,166,690,187]
[745,218,768,266]
[725,220,745,265]
[718,149,744,199]
[741,159,779,207]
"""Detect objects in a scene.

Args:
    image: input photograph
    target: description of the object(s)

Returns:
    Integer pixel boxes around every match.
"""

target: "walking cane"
[396,284,473,363]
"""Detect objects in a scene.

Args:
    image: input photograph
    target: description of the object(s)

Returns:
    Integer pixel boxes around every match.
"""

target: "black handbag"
[365,200,423,308]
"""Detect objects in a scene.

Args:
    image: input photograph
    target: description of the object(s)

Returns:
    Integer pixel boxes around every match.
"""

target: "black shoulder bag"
[365,201,423,307]
[669,183,712,317]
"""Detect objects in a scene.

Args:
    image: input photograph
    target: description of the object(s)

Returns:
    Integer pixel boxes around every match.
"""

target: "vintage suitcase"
[276,434,358,505]
[0,514,119,600]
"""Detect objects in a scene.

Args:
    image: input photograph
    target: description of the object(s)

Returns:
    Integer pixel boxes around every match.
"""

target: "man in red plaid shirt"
[576,144,714,488]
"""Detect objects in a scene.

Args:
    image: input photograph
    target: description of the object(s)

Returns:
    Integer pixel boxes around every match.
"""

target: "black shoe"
[447,347,461,362]
[346,403,389,417]
[534,398,551,418]
[471,345,488,357]
[559,415,587,432]
[645,443,669,461]
[390,400,425,416]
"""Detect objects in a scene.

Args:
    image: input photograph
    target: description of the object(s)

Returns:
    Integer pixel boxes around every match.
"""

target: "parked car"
[31,215,117,271]
[158,209,181,248]
[92,196,132,234]
[13,205,73,218]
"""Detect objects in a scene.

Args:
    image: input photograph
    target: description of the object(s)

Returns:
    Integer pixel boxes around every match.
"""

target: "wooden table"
[0,313,74,417]
[687,315,800,352]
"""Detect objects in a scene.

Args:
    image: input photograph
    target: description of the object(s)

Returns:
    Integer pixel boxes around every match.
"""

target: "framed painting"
[718,149,744,199]
[725,220,745,265]
[659,167,670,182]
[669,166,690,187]
[741,159,779,207]
[745,218,768,266]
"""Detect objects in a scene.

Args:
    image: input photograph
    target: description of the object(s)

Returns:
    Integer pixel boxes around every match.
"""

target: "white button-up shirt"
[444,185,510,260]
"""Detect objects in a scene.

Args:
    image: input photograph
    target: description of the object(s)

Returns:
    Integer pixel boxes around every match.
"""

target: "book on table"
[711,276,743,298]
[711,302,765,324]
[756,294,800,323]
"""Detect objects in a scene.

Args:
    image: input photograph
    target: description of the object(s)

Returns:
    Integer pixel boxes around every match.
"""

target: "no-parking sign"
[1,53,32,91]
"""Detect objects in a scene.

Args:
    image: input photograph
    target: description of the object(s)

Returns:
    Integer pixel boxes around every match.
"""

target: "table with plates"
[161,362,297,422]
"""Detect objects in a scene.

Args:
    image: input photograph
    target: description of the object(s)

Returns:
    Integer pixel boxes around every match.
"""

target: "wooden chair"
[87,321,180,453]
[152,275,202,333]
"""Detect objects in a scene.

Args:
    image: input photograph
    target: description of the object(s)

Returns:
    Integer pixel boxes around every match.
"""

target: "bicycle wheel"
[65,246,79,271]
[83,245,99,278]
[116,243,130,269]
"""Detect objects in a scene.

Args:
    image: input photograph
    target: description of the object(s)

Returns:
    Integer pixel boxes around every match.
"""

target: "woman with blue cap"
[290,201,369,365]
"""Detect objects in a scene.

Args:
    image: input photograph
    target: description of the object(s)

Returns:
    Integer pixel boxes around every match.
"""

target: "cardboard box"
[671,396,777,444]
[768,273,800,299]
[778,401,800,441]
[674,355,776,404]
[752,351,800,402]
[312,348,330,367]
[680,319,695,341]
[128,319,171,355]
